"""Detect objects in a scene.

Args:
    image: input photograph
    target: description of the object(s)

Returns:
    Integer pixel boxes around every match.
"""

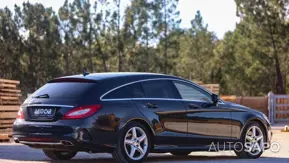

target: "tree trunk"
[65,46,70,75]
[96,41,108,72]
[65,54,69,75]
[89,47,93,72]
[268,25,285,94]
[102,56,108,72]
[95,49,108,72]
[88,24,94,72]
[144,35,149,72]
[164,0,168,74]
[118,51,124,72]
[273,50,285,94]
[264,5,286,94]
[88,33,94,73]
[117,0,124,72]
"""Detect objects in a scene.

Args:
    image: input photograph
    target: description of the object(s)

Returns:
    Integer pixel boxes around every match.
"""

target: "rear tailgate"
[22,80,101,122]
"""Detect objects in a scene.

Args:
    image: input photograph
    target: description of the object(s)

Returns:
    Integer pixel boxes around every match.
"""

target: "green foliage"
[176,11,217,82]
[0,0,289,96]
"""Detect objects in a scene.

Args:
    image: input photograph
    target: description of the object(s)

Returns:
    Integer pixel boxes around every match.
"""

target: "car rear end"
[12,78,109,152]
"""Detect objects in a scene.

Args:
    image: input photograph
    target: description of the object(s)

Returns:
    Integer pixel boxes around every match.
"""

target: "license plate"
[30,108,56,119]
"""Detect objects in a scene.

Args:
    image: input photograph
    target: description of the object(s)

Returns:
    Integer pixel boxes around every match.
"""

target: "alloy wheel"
[245,126,264,156]
[124,127,148,160]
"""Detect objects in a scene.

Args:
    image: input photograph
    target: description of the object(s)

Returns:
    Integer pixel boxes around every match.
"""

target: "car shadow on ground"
[57,156,289,163]
[0,144,288,163]
[0,153,288,163]
[30,156,289,163]
[49,155,238,163]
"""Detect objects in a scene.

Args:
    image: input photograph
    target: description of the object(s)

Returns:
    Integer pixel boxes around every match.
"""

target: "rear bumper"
[12,119,115,152]
[13,137,112,152]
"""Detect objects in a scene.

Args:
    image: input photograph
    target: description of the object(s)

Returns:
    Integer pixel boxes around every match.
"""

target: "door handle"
[188,103,200,109]
[146,103,158,109]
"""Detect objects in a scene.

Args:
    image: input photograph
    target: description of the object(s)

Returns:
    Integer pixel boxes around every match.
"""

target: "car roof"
[51,72,180,82]
[49,72,213,96]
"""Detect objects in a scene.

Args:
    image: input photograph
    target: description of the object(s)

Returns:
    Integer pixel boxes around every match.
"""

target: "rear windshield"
[32,82,97,99]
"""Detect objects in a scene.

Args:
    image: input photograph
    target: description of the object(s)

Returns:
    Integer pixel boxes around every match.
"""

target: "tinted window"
[142,80,175,98]
[173,82,211,102]
[103,83,145,99]
[32,82,97,99]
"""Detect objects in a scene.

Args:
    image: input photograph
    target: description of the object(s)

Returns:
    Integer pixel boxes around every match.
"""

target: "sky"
[0,0,239,38]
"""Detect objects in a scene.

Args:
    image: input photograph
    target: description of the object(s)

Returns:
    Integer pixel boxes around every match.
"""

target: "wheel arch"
[119,118,156,136]
[240,117,268,141]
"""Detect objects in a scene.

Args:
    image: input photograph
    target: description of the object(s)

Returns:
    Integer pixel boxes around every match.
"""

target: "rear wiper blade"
[33,94,50,98]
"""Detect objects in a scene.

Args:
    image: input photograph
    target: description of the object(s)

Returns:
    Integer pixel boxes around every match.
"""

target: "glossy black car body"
[13,72,272,162]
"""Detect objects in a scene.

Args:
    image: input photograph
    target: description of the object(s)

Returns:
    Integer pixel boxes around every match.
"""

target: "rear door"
[133,80,188,146]
[172,81,232,146]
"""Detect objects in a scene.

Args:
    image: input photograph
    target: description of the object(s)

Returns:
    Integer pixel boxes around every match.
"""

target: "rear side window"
[103,83,145,99]
[32,82,97,99]
[141,80,175,98]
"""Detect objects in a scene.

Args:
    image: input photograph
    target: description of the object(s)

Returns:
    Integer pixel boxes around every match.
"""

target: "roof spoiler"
[48,78,97,83]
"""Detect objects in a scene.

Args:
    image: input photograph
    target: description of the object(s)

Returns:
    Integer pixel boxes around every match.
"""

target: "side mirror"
[212,94,219,104]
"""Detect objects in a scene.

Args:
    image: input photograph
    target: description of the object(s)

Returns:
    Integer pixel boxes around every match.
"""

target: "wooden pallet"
[0,112,17,119]
[0,100,21,105]
[0,106,18,131]
[0,79,21,138]
[0,134,9,142]
[0,89,21,93]
[0,79,21,105]
[0,105,20,111]
[0,119,15,125]
[0,93,21,97]
[0,79,20,85]
[0,128,13,137]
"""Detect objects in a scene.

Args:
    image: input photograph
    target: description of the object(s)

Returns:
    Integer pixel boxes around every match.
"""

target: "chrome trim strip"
[101,98,132,101]
[100,78,213,100]
[133,98,180,101]
[101,98,181,102]
[27,104,74,108]
[19,141,63,145]
[101,98,222,104]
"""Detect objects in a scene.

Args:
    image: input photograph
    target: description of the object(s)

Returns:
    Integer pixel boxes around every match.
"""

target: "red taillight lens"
[16,108,24,119]
[62,104,102,119]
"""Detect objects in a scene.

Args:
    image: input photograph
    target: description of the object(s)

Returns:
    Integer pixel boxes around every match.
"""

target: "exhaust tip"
[14,138,20,143]
[60,140,73,146]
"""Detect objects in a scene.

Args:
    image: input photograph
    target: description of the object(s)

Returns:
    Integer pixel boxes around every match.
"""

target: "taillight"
[16,108,24,119]
[62,105,102,119]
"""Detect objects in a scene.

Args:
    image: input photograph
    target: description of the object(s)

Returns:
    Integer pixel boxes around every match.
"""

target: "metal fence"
[268,92,289,124]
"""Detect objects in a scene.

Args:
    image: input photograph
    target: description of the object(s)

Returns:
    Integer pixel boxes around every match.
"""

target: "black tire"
[170,151,191,156]
[112,122,152,163]
[234,121,266,159]
[43,150,77,160]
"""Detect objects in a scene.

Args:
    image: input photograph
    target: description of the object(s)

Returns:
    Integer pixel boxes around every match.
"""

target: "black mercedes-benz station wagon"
[13,73,272,163]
